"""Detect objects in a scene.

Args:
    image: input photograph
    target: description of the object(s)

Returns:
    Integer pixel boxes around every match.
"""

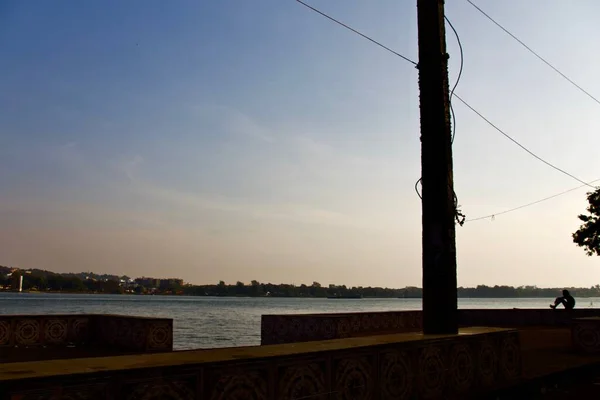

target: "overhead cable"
[466,0,600,107]
[445,15,464,145]
[466,178,600,222]
[295,0,418,66]
[295,1,598,223]
[454,94,597,189]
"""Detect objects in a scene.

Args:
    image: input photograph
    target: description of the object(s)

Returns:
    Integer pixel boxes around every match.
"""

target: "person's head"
[563,289,570,297]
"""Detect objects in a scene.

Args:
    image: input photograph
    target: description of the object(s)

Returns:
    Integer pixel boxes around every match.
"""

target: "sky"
[1,0,599,288]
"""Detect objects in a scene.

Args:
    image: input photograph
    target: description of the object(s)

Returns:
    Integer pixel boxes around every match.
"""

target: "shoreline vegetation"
[2,265,599,299]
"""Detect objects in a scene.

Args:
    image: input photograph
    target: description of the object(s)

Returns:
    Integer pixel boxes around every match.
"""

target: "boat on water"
[327,294,363,299]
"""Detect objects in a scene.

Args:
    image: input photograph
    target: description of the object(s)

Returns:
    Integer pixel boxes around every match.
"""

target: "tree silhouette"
[573,188,600,256]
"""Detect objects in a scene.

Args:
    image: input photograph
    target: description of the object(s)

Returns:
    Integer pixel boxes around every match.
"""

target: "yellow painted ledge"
[0,326,511,382]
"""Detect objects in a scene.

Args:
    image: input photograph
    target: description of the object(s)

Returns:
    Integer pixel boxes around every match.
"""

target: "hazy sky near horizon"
[1,0,600,288]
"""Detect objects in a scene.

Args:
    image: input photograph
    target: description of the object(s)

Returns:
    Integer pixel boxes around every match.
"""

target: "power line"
[466,178,600,222]
[445,15,464,145]
[294,1,598,219]
[446,15,466,225]
[295,0,465,220]
[295,0,417,66]
[296,0,461,218]
[414,16,466,226]
[453,93,597,189]
[415,15,463,201]
[466,0,600,107]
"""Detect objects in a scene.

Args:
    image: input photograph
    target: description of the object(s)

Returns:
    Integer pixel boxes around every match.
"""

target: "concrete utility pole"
[416,0,458,334]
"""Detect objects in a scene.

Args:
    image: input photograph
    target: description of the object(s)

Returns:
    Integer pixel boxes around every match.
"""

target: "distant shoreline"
[2,290,597,300]
[4,265,600,299]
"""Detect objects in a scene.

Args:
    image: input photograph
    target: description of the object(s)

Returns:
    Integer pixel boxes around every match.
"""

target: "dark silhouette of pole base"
[417,0,458,334]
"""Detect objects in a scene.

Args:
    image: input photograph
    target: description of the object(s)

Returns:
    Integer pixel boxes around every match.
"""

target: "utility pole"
[416,0,458,334]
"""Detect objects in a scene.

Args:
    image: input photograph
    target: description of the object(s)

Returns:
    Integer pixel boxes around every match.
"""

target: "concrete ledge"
[262,310,422,345]
[262,309,600,345]
[490,328,600,398]
[0,314,173,363]
[0,327,521,400]
[460,309,597,329]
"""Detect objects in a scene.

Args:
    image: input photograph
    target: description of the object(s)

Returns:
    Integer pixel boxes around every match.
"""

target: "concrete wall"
[459,309,600,329]
[0,327,521,400]
[0,314,172,363]
[262,309,600,345]
[262,310,422,345]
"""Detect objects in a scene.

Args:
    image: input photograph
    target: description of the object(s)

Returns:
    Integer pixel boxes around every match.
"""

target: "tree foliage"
[573,188,600,256]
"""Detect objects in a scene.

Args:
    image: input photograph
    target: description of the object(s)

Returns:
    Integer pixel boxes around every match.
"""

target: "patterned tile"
[15,319,41,346]
[349,315,362,334]
[122,376,196,400]
[379,350,414,400]
[115,319,133,348]
[129,321,147,350]
[448,342,474,394]
[71,317,90,343]
[320,318,336,340]
[336,318,352,338]
[147,321,173,351]
[10,384,108,400]
[277,360,328,400]
[388,313,400,330]
[500,333,521,380]
[573,320,600,353]
[333,354,375,400]
[206,367,269,400]
[368,315,380,331]
[304,318,320,341]
[417,345,446,399]
[0,319,11,346]
[476,338,498,388]
[379,314,391,330]
[360,314,372,332]
[44,318,68,345]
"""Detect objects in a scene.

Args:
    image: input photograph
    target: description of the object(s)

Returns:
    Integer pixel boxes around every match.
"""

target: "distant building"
[135,277,161,288]
[159,279,183,290]
[119,278,135,288]
[133,277,183,289]
[10,274,23,292]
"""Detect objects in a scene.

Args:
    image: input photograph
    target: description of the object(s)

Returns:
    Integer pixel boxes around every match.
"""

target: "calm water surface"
[1,293,597,350]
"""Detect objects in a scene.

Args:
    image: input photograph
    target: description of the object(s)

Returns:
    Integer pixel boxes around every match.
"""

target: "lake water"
[1,293,597,350]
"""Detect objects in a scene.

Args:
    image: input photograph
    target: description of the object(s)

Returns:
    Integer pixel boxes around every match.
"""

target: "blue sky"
[1,0,599,287]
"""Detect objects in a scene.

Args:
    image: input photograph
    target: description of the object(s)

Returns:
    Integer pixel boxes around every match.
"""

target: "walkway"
[491,327,600,399]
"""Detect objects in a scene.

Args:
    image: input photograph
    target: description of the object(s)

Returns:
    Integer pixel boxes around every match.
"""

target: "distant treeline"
[0,270,126,294]
[180,281,600,299]
[2,265,600,298]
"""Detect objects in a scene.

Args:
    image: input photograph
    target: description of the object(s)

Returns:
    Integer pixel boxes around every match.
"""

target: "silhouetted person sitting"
[550,289,575,310]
